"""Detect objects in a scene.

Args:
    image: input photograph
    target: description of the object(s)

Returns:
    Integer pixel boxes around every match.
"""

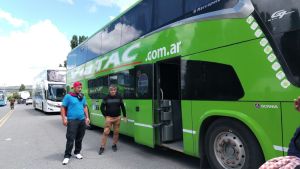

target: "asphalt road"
[0,104,199,169]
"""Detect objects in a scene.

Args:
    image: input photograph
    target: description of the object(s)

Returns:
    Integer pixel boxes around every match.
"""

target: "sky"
[0,0,139,86]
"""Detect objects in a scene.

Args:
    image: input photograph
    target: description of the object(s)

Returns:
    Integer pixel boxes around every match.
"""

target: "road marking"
[0,110,13,128]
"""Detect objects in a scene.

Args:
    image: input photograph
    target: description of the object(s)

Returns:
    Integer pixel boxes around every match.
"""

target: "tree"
[70,35,78,49]
[19,84,26,91]
[12,92,20,100]
[59,60,67,68]
[70,35,88,49]
[79,35,88,44]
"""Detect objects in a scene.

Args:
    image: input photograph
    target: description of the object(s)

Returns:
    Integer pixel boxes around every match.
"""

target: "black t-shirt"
[100,94,126,117]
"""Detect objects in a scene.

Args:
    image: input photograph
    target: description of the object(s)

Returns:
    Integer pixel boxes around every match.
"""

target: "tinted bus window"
[67,52,76,69]
[251,0,300,86]
[135,65,153,99]
[185,0,238,18]
[121,0,153,45]
[118,70,136,99]
[86,32,102,62]
[181,60,244,100]
[102,19,122,54]
[76,45,86,66]
[88,76,108,99]
[251,0,300,34]
[153,0,184,29]
[108,72,136,99]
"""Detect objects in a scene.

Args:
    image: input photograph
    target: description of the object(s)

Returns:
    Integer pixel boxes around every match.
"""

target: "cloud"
[0,20,71,86]
[0,9,27,27]
[91,0,139,12]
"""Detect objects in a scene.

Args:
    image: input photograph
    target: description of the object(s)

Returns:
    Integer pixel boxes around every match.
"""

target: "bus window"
[67,50,77,69]
[135,65,153,99]
[181,60,244,100]
[121,0,153,45]
[96,71,136,99]
[88,76,108,99]
[251,0,300,86]
[76,45,87,66]
[153,0,184,29]
[251,0,300,34]
[86,31,102,62]
[118,70,136,99]
[184,0,238,18]
[102,19,122,54]
[47,84,66,102]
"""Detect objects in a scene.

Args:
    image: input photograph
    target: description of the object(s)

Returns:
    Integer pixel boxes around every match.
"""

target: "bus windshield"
[47,84,66,102]
[252,0,300,85]
[0,92,4,101]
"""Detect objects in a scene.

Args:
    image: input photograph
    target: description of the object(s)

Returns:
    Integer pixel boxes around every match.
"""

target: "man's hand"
[62,118,68,126]
[123,117,128,123]
[85,117,90,126]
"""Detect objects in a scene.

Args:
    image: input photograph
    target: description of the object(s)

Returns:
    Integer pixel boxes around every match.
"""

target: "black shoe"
[99,147,104,155]
[112,144,117,152]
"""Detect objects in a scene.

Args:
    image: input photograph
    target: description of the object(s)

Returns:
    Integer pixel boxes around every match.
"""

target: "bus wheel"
[204,118,264,169]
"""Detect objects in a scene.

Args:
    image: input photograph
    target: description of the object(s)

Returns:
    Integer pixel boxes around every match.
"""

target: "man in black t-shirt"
[99,84,127,155]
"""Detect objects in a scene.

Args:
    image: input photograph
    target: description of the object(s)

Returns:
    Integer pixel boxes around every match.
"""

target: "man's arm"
[61,106,68,126]
[84,105,90,125]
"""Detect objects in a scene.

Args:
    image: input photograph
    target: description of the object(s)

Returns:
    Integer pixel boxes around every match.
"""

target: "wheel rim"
[213,131,246,169]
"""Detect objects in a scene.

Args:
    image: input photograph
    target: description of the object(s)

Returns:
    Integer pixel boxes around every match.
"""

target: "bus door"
[134,64,155,148]
[154,58,184,152]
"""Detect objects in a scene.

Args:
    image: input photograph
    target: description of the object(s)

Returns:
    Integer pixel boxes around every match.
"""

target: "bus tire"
[204,118,264,169]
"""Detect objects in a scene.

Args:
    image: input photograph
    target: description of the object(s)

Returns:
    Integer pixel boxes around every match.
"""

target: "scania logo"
[255,103,279,109]
[255,103,261,109]
[268,9,295,22]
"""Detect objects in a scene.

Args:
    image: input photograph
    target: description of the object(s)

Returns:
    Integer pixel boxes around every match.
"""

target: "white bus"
[32,68,66,113]
[0,90,7,106]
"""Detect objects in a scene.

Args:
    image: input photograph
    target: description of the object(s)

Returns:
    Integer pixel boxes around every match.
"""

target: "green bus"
[66,0,300,168]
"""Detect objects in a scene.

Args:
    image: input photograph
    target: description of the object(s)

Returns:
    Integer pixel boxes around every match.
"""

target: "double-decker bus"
[66,0,300,168]
[0,90,7,106]
[32,68,66,113]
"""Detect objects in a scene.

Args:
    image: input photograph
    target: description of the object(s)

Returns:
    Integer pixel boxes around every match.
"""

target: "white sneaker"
[62,158,69,165]
[75,154,83,159]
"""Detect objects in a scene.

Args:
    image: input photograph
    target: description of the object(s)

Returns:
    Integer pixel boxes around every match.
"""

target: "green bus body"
[67,0,300,168]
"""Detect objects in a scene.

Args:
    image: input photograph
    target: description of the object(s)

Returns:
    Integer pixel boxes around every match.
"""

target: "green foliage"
[9,92,20,100]
[7,96,13,101]
[19,84,26,91]
[70,35,78,49]
[79,35,88,44]
[70,35,88,49]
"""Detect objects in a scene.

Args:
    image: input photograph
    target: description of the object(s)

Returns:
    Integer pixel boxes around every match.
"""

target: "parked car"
[25,98,33,105]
